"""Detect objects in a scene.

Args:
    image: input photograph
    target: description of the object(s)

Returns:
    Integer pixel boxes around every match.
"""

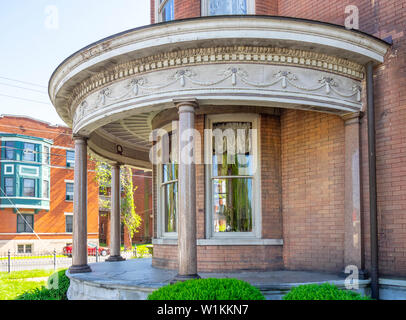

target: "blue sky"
[0,0,150,126]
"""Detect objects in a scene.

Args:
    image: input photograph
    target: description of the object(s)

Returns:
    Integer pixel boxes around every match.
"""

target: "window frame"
[205,113,261,240]
[156,123,179,239]
[66,150,75,167]
[201,0,256,16]
[4,141,15,160]
[17,214,34,233]
[155,0,175,23]
[65,214,73,233]
[65,182,74,201]
[22,178,36,198]
[22,142,36,162]
[4,177,15,197]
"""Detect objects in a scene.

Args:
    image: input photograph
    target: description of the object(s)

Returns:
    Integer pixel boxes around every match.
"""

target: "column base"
[106,255,126,262]
[69,264,92,274]
[170,274,201,284]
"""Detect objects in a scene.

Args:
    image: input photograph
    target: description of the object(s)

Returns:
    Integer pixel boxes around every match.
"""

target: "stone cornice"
[66,46,365,121]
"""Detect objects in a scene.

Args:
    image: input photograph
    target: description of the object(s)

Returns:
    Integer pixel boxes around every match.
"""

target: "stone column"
[172,100,200,282]
[106,163,125,262]
[343,113,366,277]
[69,135,91,274]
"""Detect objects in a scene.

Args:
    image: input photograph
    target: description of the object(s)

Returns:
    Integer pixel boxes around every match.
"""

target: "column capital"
[173,98,199,112]
[111,162,122,168]
[72,134,88,142]
[342,112,363,125]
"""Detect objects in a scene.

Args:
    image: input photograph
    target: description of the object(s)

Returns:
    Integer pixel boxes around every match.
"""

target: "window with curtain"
[66,150,75,167]
[42,180,49,198]
[43,145,50,164]
[209,0,248,15]
[161,131,178,233]
[211,121,254,233]
[23,143,36,162]
[66,215,73,233]
[158,0,174,22]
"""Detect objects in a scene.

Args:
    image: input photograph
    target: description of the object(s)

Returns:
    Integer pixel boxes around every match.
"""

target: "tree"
[94,158,142,249]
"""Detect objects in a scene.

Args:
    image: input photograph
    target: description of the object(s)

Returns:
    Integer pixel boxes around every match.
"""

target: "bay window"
[159,130,178,236]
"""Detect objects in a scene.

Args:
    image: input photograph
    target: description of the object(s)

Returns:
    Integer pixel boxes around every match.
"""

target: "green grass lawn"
[0,269,55,300]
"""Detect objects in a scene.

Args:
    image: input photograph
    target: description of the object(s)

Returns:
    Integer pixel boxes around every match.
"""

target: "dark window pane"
[213,178,253,232]
[5,178,14,196]
[17,214,34,233]
[23,179,35,197]
[66,150,75,167]
[66,216,73,233]
[5,141,15,160]
[66,183,74,200]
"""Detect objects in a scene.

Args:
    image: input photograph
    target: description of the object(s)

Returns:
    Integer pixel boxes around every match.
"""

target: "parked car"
[63,243,110,257]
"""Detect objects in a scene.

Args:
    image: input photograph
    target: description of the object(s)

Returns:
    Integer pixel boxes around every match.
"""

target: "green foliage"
[282,283,372,300]
[93,159,142,246]
[148,278,265,300]
[17,269,70,300]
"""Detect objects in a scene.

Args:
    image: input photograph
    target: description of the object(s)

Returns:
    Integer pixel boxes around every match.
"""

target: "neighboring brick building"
[0,115,99,253]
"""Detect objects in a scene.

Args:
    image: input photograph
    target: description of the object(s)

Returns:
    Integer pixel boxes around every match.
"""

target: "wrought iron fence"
[0,248,138,273]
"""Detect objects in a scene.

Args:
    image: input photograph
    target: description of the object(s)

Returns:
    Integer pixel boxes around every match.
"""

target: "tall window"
[23,179,35,197]
[206,114,259,238]
[203,0,254,16]
[4,177,14,196]
[42,180,49,199]
[157,0,174,22]
[66,215,73,233]
[17,214,34,233]
[23,143,36,162]
[66,183,74,201]
[4,141,15,160]
[43,145,50,164]
[160,131,178,234]
[66,150,75,167]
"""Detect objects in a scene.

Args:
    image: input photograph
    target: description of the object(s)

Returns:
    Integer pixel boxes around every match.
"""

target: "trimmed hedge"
[148,278,265,300]
[17,269,70,300]
[282,283,372,300]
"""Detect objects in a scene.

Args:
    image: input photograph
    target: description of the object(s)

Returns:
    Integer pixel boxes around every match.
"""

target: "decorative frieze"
[67,46,365,123]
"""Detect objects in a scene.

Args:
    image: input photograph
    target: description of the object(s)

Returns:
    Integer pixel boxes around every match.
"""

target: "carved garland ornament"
[66,46,365,121]
[73,67,362,125]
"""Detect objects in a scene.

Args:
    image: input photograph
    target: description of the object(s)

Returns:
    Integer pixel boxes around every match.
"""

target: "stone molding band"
[65,46,365,123]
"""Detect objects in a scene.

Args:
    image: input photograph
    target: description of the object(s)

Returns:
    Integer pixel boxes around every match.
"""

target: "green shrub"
[148,278,265,300]
[282,283,372,300]
[17,269,70,300]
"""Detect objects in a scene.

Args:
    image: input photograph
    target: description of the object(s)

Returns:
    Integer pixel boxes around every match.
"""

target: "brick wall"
[278,0,406,279]
[256,0,278,15]
[281,110,345,272]
[153,244,283,272]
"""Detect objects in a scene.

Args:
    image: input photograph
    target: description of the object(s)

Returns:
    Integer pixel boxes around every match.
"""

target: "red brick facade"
[149,0,406,276]
[0,116,99,253]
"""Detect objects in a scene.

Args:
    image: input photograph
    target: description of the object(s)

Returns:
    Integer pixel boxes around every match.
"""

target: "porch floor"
[66,258,370,300]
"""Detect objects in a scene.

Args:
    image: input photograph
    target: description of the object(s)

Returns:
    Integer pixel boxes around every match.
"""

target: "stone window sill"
[152,238,283,246]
